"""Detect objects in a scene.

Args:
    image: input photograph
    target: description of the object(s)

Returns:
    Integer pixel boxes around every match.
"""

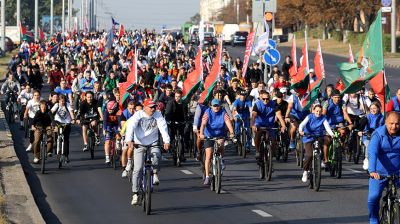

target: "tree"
[190,13,201,24]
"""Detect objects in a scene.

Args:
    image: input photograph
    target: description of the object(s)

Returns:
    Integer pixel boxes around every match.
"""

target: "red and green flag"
[182,47,202,103]
[369,70,390,112]
[337,9,384,94]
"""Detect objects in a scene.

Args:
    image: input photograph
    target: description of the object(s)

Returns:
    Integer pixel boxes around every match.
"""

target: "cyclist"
[32,100,53,163]
[232,90,252,152]
[1,73,21,111]
[79,70,95,93]
[102,70,119,92]
[54,79,73,104]
[165,89,187,162]
[51,94,75,162]
[24,89,41,152]
[358,102,384,170]
[193,102,207,161]
[103,100,120,164]
[125,99,170,205]
[199,99,235,186]
[386,88,400,113]
[17,83,33,129]
[77,91,101,151]
[299,104,334,182]
[368,111,400,224]
[120,101,136,178]
[284,89,309,150]
[251,90,286,160]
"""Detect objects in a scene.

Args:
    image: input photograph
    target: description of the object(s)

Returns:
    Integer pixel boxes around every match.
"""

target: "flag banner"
[199,39,222,104]
[289,35,297,78]
[301,78,324,110]
[313,40,324,89]
[348,44,354,63]
[337,9,383,94]
[290,68,309,96]
[241,31,255,85]
[118,24,125,38]
[369,70,390,112]
[254,31,269,54]
[182,47,202,101]
[292,40,308,84]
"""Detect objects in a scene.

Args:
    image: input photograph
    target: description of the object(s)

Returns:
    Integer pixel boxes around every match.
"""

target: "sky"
[74,0,199,31]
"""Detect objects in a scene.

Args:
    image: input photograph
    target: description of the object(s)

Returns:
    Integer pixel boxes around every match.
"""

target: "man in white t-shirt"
[24,89,42,152]
[250,81,266,105]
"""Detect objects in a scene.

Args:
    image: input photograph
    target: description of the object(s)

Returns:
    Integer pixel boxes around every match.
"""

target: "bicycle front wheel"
[41,139,46,174]
[313,151,321,192]
[145,170,152,215]
[57,137,63,169]
[265,144,273,181]
[379,200,390,223]
[336,146,343,179]
[392,203,400,224]
[177,140,183,167]
[215,157,222,194]
[88,133,94,160]
[241,129,247,158]
[353,135,361,164]
[258,140,265,180]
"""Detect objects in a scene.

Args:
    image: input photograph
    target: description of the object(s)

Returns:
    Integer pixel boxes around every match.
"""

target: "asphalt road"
[5,45,399,224]
[226,45,400,94]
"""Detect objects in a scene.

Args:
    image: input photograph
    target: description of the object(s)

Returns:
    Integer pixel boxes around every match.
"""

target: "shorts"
[203,138,224,150]
[289,115,301,124]
[104,125,119,141]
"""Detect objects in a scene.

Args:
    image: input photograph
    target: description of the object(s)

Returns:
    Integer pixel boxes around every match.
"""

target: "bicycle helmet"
[106,100,118,111]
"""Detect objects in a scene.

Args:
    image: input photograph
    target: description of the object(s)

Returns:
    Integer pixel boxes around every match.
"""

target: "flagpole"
[378,9,386,115]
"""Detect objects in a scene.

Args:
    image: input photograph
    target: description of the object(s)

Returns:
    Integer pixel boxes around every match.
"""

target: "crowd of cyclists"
[1,27,400,216]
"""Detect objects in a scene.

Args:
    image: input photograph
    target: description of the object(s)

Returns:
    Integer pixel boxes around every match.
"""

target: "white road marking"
[220,190,227,194]
[252,209,273,217]
[346,168,363,173]
[181,170,194,175]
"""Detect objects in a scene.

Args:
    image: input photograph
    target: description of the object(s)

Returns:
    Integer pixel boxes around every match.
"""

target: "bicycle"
[328,130,343,179]
[135,143,157,215]
[169,121,185,167]
[351,126,363,164]
[56,123,68,169]
[5,90,18,124]
[236,115,248,158]
[84,114,98,160]
[258,127,277,181]
[203,136,234,194]
[109,131,121,170]
[378,175,400,223]
[36,127,48,174]
[305,134,323,192]
[276,124,289,162]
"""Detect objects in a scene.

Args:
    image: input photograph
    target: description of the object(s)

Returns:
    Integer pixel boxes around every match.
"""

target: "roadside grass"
[0,191,6,224]
[0,51,13,81]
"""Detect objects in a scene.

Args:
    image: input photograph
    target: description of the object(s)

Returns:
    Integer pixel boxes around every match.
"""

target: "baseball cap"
[309,68,315,73]
[143,99,156,107]
[239,90,247,95]
[211,99,221,106]
[280,87,288,94]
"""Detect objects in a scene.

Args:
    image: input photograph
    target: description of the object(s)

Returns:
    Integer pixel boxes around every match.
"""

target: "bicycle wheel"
[58,137,63,169]
[258,139,265,180]
[336,146,343,179]
[392,203,400,224]
[24,118,29,138]
[237,132,242,157]
[7,105,13,123]
[172,141,178,166]
[88,132,94,160]
[41,136,46,174]
[329,144,336,177]
[353,135,361,164]
[215,157,222,194]
[192,132,197,159]
[145,169,151,215]
[210,158,215,191]
[379,200,390,223]
[265,144,273,181]
[313,150,321,192]
[299,141,304,168]
[241,128,247,158]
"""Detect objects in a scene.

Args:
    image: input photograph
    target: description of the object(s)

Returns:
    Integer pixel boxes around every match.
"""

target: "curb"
[0,109,45,224]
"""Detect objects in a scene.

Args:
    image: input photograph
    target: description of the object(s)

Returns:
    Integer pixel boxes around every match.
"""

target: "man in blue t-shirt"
[54,79,73,104]
[232,90,252,151]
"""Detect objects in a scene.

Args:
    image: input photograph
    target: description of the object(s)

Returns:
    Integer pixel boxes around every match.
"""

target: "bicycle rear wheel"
[177,140,183,167]
[241,129,247,158]
[313,151,321,192]
[145,170,152,215]
[299,141,304,168]
[57,137,63,169]
[215,157,222,194]
[265,144,273,181]
[7,106,13,123]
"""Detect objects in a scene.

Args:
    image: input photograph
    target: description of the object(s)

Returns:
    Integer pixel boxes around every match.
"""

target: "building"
[200,0,232,22]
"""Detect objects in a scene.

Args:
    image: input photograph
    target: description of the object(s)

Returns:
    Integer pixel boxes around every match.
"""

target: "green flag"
[337,9,383,94]
[301,79,324,111]
[290,71,310,96]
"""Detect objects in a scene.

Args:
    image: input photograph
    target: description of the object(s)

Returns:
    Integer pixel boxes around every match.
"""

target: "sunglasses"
[262,98,270,101]
[212,105,221,107]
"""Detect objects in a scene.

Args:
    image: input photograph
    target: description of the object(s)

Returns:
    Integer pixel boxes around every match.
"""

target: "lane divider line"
[181,170,194,175]
[345,168,363,173]
[252,209,273,217]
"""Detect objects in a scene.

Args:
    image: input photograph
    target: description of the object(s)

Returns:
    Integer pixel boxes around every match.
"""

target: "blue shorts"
[104,125,119,141]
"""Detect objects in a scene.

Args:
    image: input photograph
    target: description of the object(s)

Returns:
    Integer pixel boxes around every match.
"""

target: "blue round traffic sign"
[263,48,281,65]
[268,39,277,49]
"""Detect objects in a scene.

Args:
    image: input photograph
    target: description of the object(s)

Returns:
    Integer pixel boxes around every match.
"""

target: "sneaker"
[131,194,139,205]
[289,140,296,149]
[65,156,70,163]
[26,144,32,152]
[14,114,18,120]
[363,158,369,171]
[105,156,110,164]
[255,152,260,160]
[321,161,327,169]
[252,138,255,147]
[82,144,88,152]
[302,171,308,183]
[33,157,40,164]
[122,170,128,178]
[203,176,210,186]
[153,173,160,185]
[47,152,52,158]
[221,159,226,170]
[126,160,132,171]
[95,135,101,145]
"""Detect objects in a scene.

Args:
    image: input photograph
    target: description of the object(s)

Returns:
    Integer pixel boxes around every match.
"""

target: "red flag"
[118,24,125,38]
[370,70,390,112]
[289,35,297,78]
[19,22,27,36]
[182,47,201,96]
[348,44,354,63]
[39,28,45,41]
[241,31,255,86]
[312,40,324,89]
[199,40,222,104]
[292,40,308,84]
[126,49,137,83]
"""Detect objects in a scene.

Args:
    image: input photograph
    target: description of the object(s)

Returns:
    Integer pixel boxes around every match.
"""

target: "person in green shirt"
[102,71,119,92]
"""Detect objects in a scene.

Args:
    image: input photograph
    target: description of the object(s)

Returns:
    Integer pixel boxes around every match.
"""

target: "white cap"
[309,68,314,73]
[280,87,288,93]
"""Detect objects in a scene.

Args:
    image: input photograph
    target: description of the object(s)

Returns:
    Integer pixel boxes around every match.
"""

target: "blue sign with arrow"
[263,48,280,65]
[268,39,277,49]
